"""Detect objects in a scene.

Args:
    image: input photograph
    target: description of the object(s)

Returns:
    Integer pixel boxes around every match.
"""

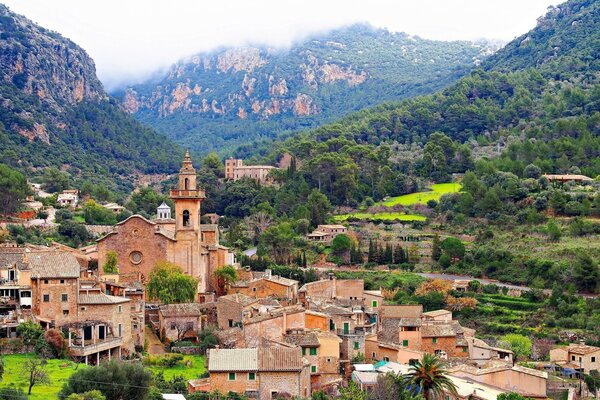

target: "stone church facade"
[97,151,234,297]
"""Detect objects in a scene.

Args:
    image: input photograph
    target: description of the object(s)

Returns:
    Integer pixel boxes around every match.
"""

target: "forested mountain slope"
[0,4,182,193]
[242,0,600,185]
[118,24,496,154]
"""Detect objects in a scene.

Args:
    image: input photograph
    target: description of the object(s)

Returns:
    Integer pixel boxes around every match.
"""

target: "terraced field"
[380,183,461,206]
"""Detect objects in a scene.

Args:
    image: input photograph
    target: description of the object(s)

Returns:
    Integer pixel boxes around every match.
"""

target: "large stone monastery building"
[97,151,234,297]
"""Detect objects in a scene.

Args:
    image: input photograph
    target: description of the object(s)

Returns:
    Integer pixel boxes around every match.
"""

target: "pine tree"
[368,239,375,262]
[302,251,307,267]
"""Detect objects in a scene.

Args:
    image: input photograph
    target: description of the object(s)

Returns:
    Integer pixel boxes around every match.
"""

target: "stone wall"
[32,276,78,327]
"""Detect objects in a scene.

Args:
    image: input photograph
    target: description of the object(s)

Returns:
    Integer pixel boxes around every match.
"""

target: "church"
[97,151,235,299]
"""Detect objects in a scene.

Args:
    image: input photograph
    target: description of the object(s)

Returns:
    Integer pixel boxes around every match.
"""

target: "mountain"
[118,24,497,154]
[241,0,600,180]
[0,4,182,193]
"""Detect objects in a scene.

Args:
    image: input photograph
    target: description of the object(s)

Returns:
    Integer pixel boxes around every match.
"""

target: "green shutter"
[403,340,408,347]
[354,341,360,350]
[302,347,306,356]
[228,372,235,380]
[309,347,317,355]
[432,337,437,343]
[248,372,255,380]
[372,300,378,307]
[311,365,317,373]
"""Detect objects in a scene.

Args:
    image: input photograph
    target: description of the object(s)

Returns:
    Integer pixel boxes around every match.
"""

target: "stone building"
[225,158,277,185]
[97,151,235,297]
[206,346,311,399]
[550,342,600,373]
[158,302,215,342]
[230,270,299,305]
[306,225,348,244]
[216,293,258,330]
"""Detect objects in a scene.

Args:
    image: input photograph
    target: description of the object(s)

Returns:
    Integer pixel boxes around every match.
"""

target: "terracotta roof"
[421,322,462,338]
[449,363,547,379]
[285,332,320,347]
[381,305,423,319]
[218,293,258,307]
[244,304,305,324]
[208,348,258,371]
[159,302,216,317]
[322,305,354,316]
[470,337,513,354]
[0,249,27,270]
[259,346,304,371]
[29,251,80,278]
[96,215,176,242]
[78,293,130,304]
[566,343,600,355]
[422,309,451,318]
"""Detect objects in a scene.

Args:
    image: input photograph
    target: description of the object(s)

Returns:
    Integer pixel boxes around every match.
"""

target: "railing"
[169,188,206,198]
[69,337,122,356]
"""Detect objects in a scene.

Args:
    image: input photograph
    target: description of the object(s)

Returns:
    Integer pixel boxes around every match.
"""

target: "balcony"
[69,337,123,357]
[169,188,206,199]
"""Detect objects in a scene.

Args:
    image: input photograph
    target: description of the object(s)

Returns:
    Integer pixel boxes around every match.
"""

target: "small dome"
[157,202,171,219]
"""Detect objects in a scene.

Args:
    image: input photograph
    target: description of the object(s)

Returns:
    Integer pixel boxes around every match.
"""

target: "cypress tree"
[368,239,375,262]
[432,234,442,261]
[394,245,406,264]
[384,243,393,264]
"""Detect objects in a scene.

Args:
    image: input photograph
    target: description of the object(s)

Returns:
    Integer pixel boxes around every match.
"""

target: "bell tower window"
[184,178,189,190]
[183,210,190,227]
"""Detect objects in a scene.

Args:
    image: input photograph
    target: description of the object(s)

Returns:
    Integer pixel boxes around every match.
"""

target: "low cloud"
[4,0,560,91]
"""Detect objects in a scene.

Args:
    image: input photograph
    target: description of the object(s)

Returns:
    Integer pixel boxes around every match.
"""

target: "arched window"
[183,210,190,227]
[184,178,189,190]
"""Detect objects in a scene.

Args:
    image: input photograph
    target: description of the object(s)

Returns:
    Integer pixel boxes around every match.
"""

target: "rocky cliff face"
[0,4,106,141]
[118,24,499,154]
[0,5,180,193]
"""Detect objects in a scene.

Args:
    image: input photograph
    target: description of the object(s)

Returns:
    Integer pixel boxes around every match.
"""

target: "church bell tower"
[170,150,205,232]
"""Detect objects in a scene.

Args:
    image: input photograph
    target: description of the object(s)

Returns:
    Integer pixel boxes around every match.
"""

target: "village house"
[97,151,236,297]
[0,247,33,337]
[420,322,470,359]
[103,279,145,349]
[230,269,299,305]
[158,302,215,342]
[543,174,593,184]
[102,203,125,214]
[242,305,328,347]
[550,342,600,374]
[299,277,367,305]
[205,346,311,399]
[365,335,424,364]
[449,363,548,399]
[378,305,423,351]
[216,293,259,330]
[306,224,348,244]
[285,329,342,391]
[467,337,514,366]
[225,158,278,185]
[57,189,79,208]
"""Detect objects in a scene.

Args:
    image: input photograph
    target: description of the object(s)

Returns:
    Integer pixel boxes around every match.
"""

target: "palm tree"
[213,265,238,296]
[407,353,458,400]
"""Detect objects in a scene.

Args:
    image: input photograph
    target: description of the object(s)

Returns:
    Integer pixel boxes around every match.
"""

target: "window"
[184,178,189,190]
[44,280,48,284]
[403,340,409,347]
[130,251,142,265]
[183,210,190,227]
[253,287,257,292]
[309,347,317,356]
[463,347,468,353]
[43,294,50,302]
[171,323,176,330]
[372,352,376,358]
[592,357,596,363]
[311,365,317,373]
[384,357,390,362]
[432,337,437,344]
[63,310,69,316]
[228,372,236,381]
[302,348,306,356]
[60,279,65,284]
[118,305,122,313]
[80,307,86,311]
[228,319,234,328]
[118,324,122,337]
[572,355,576,361]
[327,358,331,363]
[372,300,378,307]
[354,341,360,350]
[61,293,68,302]
[133,324,138,331]
[248,372,255,381]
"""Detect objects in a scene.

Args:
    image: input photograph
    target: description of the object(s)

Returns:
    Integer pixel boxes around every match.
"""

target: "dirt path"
[145,328,166,354]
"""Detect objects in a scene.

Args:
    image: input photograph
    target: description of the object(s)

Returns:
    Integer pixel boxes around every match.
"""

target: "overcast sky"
[4,0,562,90]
